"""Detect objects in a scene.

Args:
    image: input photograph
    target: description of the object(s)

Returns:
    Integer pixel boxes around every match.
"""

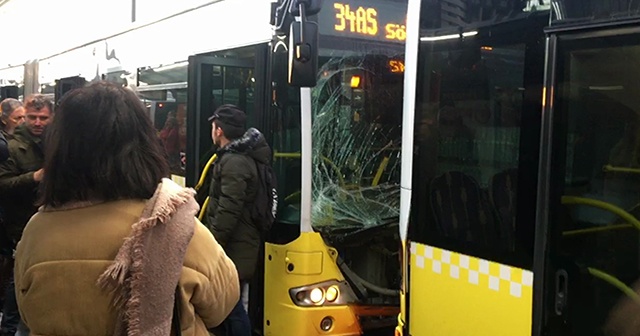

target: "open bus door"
[399,0,547,335]
[0,85,19,99]
[185,49,269,332]
[535,25,640,336]
[55,76,86,104]
[185,55,255,188]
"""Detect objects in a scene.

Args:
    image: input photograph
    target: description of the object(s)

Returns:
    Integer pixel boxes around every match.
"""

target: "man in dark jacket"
[0,124,7,324]
[0,94,52,336]
[0,132,7,163]
[206,104,271,336]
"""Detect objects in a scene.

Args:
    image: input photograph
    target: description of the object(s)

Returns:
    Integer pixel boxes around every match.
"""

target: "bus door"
[55,76,86,104]
[185,46,269,332]
[185,54,256,188]
[0,85,19,99]
[536,26,640,335]
[405,12,546,336]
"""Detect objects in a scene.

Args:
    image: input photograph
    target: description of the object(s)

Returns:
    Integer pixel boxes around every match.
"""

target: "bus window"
[410,14,546,269]
[272,37,405,236]
[311,53,403,230]
[137,62,189,177]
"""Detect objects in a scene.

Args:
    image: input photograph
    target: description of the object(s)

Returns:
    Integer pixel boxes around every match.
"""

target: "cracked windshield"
[310,55,403,232]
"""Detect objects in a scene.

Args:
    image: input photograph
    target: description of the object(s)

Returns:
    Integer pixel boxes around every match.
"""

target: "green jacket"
[0,130,8,162]
[206,128,271,281]
[0,124,44,246]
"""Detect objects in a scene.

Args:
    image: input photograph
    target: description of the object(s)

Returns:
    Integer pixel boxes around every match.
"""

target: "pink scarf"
[96,178,197,335]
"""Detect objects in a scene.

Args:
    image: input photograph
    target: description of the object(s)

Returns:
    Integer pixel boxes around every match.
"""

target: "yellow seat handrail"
[561,196,640,232]
[199,197,211,221]
[372,156,390,187]
[563,224,633,236]
[603,164,640,175]
[195,154,217,192]
[588,267,640,305]
[196,154,217,220]
[273,151,345,187]
[561,198,640,304]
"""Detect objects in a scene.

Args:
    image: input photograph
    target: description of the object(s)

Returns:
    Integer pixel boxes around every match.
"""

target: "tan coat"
[14,199,239,336]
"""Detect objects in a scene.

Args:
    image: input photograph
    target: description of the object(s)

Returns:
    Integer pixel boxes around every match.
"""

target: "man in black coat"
[206,105,271,336]
[0,131,8,163]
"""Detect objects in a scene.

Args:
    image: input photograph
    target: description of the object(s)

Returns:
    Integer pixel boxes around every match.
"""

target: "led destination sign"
[319,0,408,43]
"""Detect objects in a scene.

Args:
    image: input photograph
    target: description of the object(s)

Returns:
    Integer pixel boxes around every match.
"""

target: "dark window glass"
[550,0,640,26]
[409,13,547,269]
[546,32,640,335]
[419,0,548,31]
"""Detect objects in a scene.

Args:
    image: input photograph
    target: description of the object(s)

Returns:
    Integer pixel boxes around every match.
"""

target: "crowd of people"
[0,82,271,336]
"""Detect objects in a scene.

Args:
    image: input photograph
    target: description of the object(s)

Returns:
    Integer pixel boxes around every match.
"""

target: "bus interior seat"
[429,171,497,248]
[489,168,518,252]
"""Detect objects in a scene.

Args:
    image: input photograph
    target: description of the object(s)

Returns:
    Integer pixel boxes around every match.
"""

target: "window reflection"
[410,13,547,268]
[141,98,188,175]
[138,62,188,86]
[156,103,187,174]
[137,61,190,177]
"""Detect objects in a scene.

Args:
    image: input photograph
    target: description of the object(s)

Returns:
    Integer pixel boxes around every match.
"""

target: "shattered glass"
[309,57,402,233]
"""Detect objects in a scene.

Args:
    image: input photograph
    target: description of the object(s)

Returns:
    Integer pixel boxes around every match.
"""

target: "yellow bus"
[262,1,407,334]
[398,0,640,335]
[0,0,409,333]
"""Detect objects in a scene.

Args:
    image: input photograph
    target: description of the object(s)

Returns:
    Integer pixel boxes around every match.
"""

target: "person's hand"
[33,168,44,182]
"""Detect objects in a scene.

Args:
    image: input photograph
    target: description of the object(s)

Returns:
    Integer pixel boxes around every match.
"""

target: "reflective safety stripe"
[408,241,534,336]
[410,242,533,298]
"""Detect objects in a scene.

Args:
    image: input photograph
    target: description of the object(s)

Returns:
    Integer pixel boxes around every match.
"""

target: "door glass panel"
[186,48,256,187]
[410,15,546,268]
[550,33,640,335]
[200,64,255,166]
[188,61,255,185]
[270,41,302,228]
[221,66,255,127]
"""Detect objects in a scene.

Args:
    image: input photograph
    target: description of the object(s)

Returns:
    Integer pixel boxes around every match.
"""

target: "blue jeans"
[219,282,251,336]
[0,276,19,335]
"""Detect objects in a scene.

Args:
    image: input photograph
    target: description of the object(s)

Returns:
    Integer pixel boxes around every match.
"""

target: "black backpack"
[250,158,278,236]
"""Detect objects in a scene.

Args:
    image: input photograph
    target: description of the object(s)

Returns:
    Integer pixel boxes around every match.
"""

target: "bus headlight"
[310,288,325,304]
[289,280,355,306]
[325,285,339,302]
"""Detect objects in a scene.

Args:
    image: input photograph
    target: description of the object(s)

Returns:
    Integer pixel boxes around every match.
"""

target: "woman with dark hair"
[13,81,239,335]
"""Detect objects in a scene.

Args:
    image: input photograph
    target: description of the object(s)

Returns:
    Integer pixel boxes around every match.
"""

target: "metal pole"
[131,0,136,23]
[399,0,421,242]
[300,86,313,233]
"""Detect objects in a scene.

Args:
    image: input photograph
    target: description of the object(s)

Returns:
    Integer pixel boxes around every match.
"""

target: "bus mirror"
[272,0,293,34]
[288,20,318,87]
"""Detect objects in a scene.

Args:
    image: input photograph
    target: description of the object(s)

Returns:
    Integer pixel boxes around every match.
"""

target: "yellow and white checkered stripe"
[410,241,533,298]
[408,241,534,335]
